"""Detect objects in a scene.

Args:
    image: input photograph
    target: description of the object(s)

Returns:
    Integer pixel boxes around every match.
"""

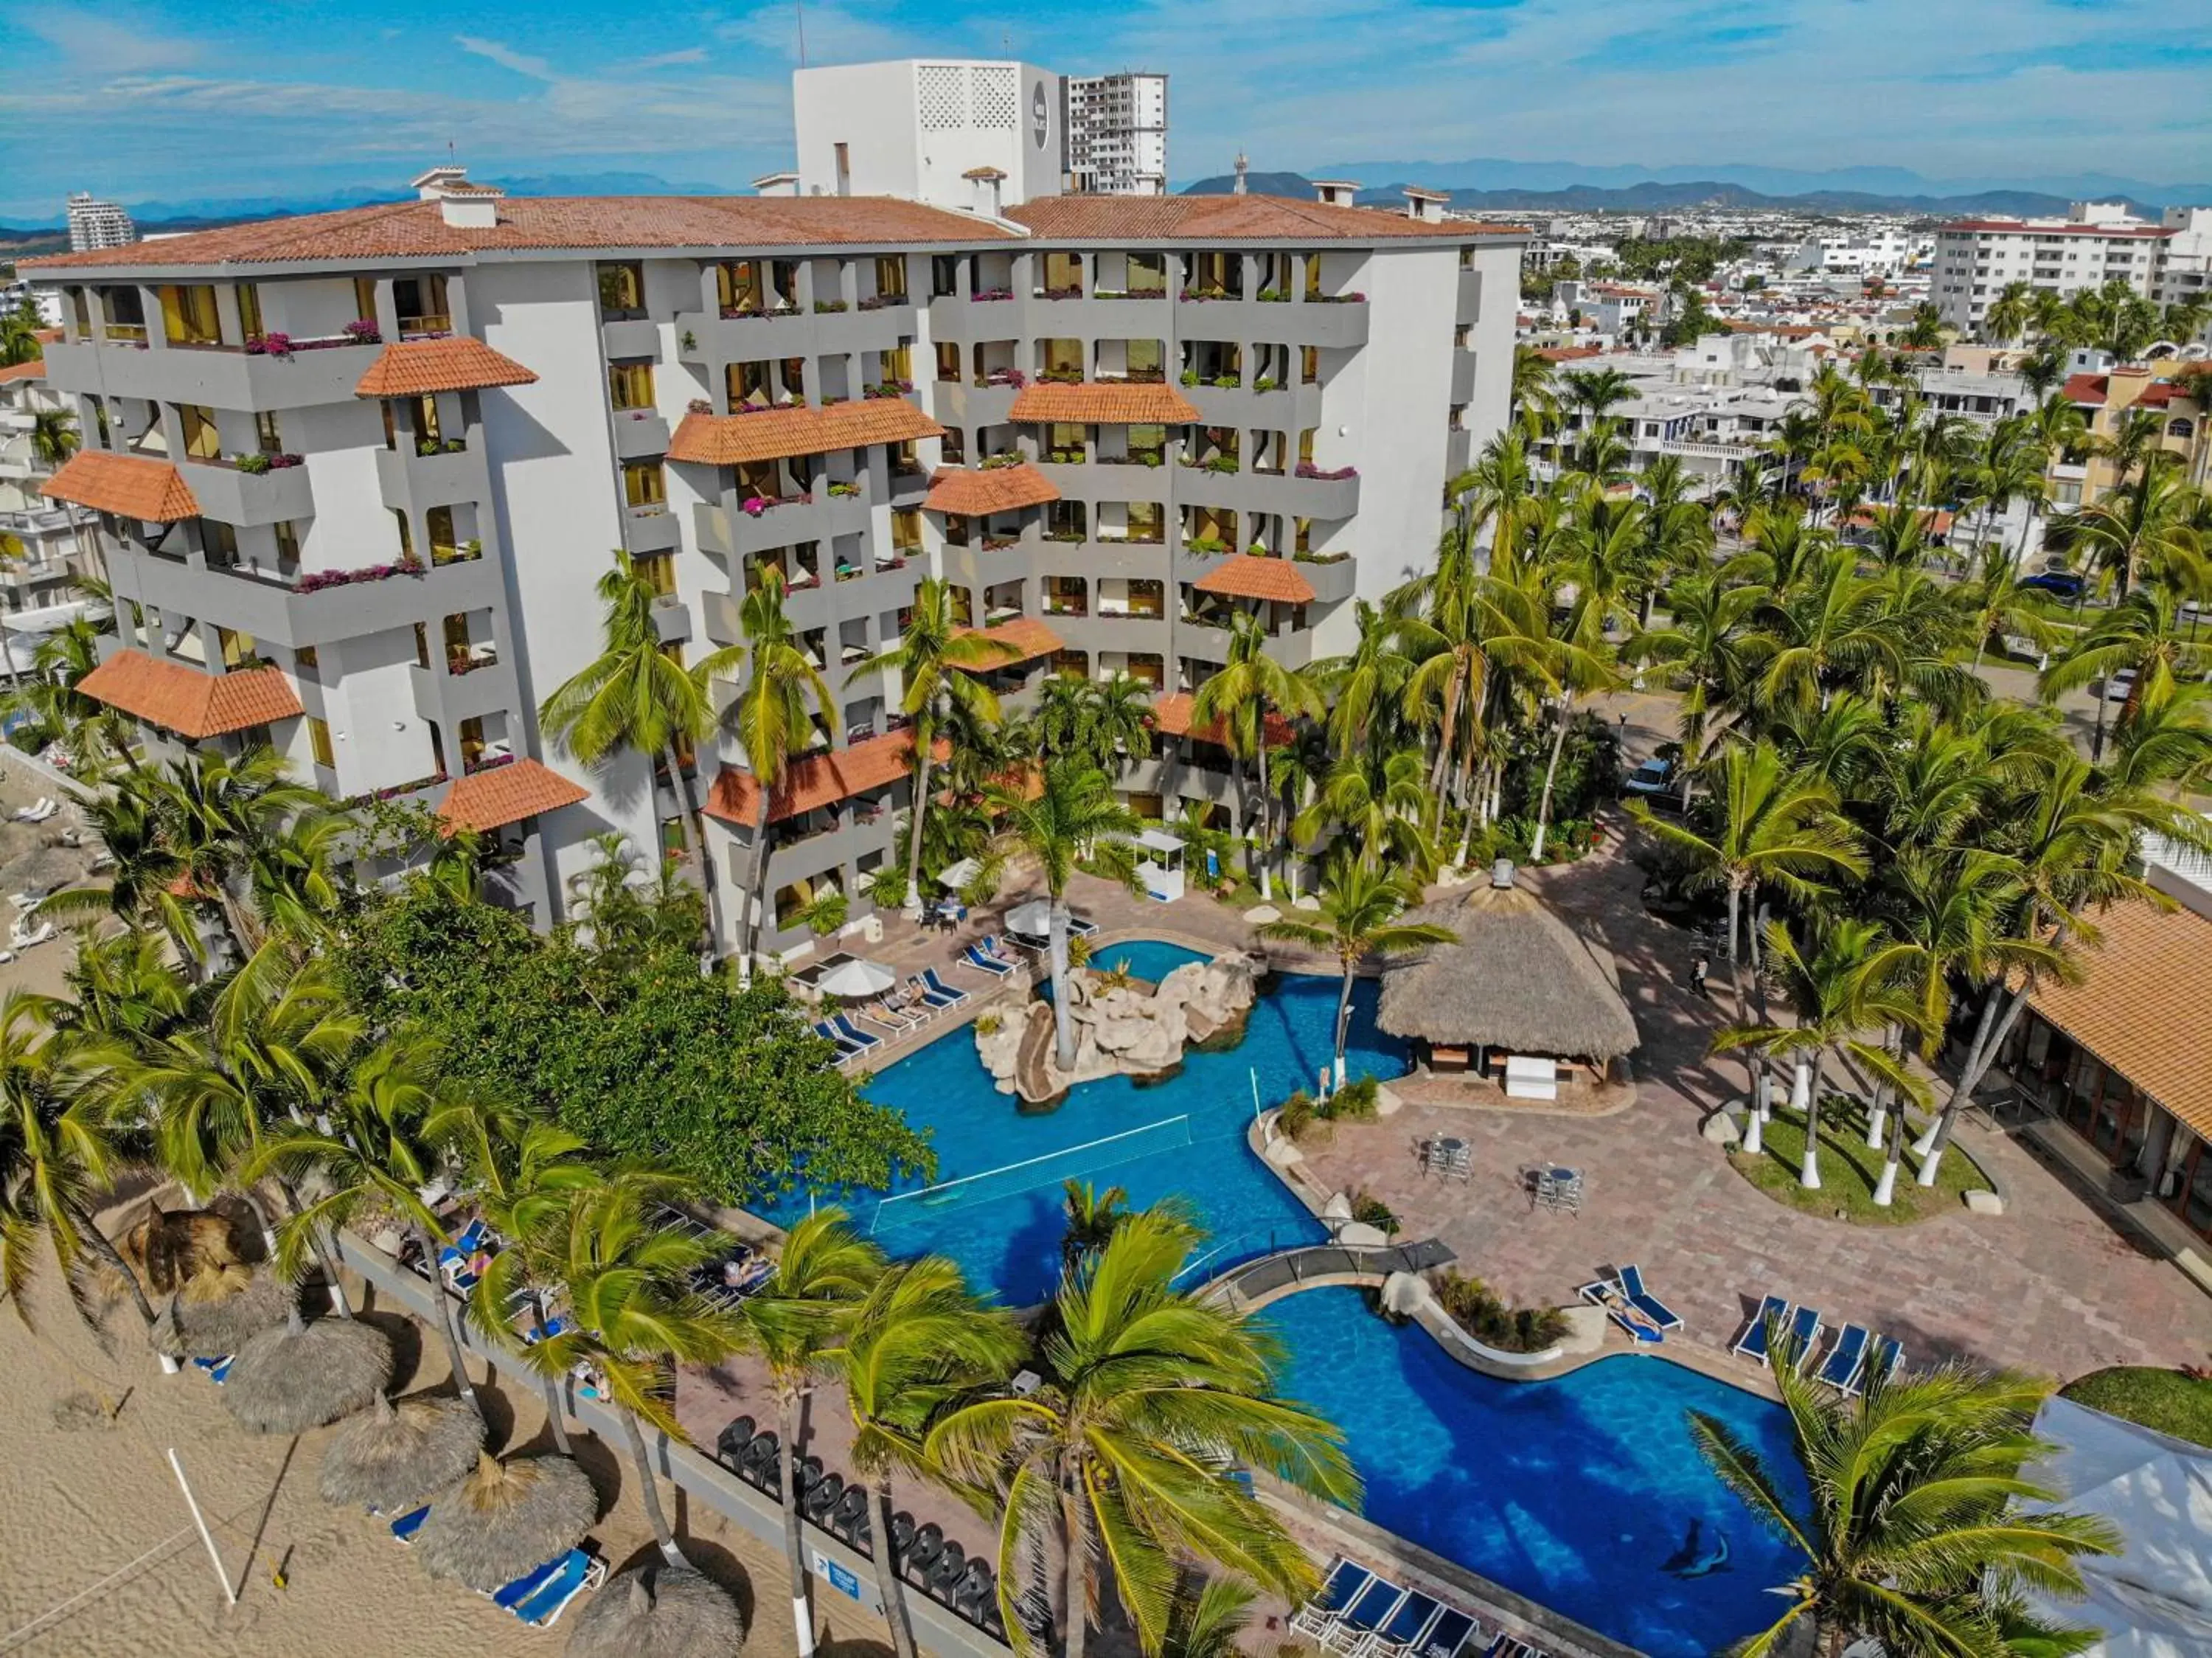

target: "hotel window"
[414,623,432,670]
[381,400,400,451]
[936,341,961,383]
[1127,254,1166,296]
[394,274,448,334]
[458,715,487,771]
[891,507,922,552]
[1301,345,1319,384]
[636,552,676,596]
[274,520,301,574]
[218,625,257,669]
[426,506,459,562]
[202,519,240,567]
[623,460,667,509]
[878,344,913,386]
[307,717,335,769]
[354,277,379,327]
[1042,251,1084,294]
[891,438,919,473]
[1041,338,1082,379]
[178,403,222,461]
[608,359,655,410]
[393,510,415,561]
[411,394,442,446]
[67,288,90,340]
[729,359,777,408]
[293,644,318,670]
[160,285,222,346]
[1303,255,1323,301]
[874,255,908,301]
[939,426,965,465]
[931,255,959,299]
[254,410,284,455]
[715,260,764,315]
[1126,339,1164,381]
[1127,501,1164,542]
[236,283,263,341]
[598,262,645,317]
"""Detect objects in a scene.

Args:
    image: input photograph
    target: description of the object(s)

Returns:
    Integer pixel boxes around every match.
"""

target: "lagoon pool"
[1267,1289,1801,1658]
[773,946,1405,1305]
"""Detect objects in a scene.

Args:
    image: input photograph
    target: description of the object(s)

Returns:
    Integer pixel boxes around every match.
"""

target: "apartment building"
[0,356,99,620]
[793,60,1067,209]
[2050,355,2211,507]
[24,171,1520,965]
[1064,72,1169,196]
[1933,201,2212,336]
[66,192,136,254]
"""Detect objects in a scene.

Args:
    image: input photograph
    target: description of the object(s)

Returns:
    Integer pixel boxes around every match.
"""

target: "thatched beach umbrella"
[415,1453,599,1592]
[1378,864,1641,1064]
[564,1561,746,1658]
[220,1311,391,1434]
[1,844,84,903]
[150,1266,298,1359]
[319,1393,485,1512]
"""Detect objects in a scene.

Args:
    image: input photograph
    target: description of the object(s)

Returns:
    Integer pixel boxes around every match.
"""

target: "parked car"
[2020,570,2084,600]
[2104,667,2138,704]
[1622,757,1675,799]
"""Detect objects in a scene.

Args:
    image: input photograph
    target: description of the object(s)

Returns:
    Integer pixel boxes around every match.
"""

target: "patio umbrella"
[415,1452,599,1592]
[0,844,83,902]
[151,1265,298,1360]
[815,957,895,999]
[563,1561,747,1658]
[936,857,981,892]
[221,1310,392,1435]
[319,1393,486,1512]
[1004,898,1052,937]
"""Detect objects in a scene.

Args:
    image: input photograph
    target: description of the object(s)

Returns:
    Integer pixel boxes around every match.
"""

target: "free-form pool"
[773,944,1405,1305]
[1267,1288,1802,1658]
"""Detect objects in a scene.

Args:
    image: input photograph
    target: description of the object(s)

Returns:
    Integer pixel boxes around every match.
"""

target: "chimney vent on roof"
[411,164,468,200]
[1311,180,1359,207]
[964,165,1006,218]
[752,172,800,198]
[1232,152,1248,196]
[1404,187,1448,223]
[411,164,504,229]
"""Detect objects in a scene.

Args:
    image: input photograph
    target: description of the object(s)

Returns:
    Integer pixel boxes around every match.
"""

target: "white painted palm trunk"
[1872,1160,1899,1207]
[1865,1105,1885,1150]
[1916,1145,1945,1187]
[1800,1145,1822,1189]
[1790,1061,1810,1111]
[1742,1108,1763,1154]
[794,1595,816,1656]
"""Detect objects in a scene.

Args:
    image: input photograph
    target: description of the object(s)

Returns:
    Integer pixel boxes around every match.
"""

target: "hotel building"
[24,166,1521,962]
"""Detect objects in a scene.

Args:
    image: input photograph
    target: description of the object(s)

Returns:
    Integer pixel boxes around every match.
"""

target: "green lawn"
[2062,1366,2212,1449]
[1728,1095,1989,1225]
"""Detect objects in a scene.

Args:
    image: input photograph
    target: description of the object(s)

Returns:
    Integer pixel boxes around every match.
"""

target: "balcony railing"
[103,324,148,344]
[399,314,453,338]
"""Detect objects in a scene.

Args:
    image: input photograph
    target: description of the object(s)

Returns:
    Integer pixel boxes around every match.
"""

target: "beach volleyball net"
[869,1114,1194,1236]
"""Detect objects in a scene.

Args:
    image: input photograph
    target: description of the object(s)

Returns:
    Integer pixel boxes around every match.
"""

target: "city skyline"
[4,0,2209,219]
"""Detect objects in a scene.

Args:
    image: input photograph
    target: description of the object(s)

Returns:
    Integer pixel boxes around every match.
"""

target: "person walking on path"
[1691,948,1711,997]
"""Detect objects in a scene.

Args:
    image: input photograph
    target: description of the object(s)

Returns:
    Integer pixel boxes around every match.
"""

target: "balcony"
[38,336,385,412]
[174,455,315,527]
[613,408,671,460]
[1457,268,1483,325]
[601,318,661,360]
[116,535,502,651]
[1292,552,1358,603]
[1451,350,1477,404]
[622,500,680,555]
[375,442,487,514]
[653,592,692,645]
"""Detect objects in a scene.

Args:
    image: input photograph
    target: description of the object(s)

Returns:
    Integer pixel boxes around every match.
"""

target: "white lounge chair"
[12,797,55,824]
[10,921,55,950]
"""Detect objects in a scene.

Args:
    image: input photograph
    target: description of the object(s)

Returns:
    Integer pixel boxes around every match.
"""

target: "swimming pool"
[1267,1289,1801,1658]
[773,943,1405,1305]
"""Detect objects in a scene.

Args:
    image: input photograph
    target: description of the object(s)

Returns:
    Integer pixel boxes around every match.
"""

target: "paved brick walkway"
[1292,833,2212,1382]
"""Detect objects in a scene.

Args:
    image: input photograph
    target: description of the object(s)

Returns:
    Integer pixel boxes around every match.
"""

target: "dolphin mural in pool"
[1661,1518,1732,1578]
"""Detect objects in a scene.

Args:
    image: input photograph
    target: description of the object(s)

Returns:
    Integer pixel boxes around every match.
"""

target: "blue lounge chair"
[523,1314,571,1347]
[1618,1264,1683,1332]
[980,933,1026,965]
[1818,1323,1871,1390]
[437,1218,487,1276]
[831,1014,881,1052]
[190,1353,234,1384]
[964,945,1014,977]
[1067,915,1098,937]
[1363,1589,1442,1657]
[1324,1578,1408,1654]
[389,1505,429,1544]
[921,968,970,1005]
[1854,1336,1904,1395]
[515,1549,602,1626]
[1576,1275,1662,1343]
[1291,1561,1373,1639]
[1413,1609,1478,1658]
[813,1019,866,1055]
[1731,1295,1792,1365]
[1784,1305,1825,1369]
[491,1554,566,1610]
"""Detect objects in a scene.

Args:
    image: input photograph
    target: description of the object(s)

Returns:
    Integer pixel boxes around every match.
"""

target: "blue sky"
[1,0,2208,218]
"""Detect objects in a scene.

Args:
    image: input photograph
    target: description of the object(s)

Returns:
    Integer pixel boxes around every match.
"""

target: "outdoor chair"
[1618,1264,1682,1331]
[1731,1294,1793,1365]
[1818,1323,1871,1391]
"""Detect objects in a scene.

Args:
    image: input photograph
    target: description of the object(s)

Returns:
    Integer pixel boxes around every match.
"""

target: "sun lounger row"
[1576,1263,1683,1345]
[1731,1295,1904,1394]
[388,1505,605,1626]
[1289,1559,1495,1658]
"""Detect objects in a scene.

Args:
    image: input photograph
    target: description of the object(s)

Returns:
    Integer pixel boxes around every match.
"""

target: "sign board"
[811,1548,863,1603]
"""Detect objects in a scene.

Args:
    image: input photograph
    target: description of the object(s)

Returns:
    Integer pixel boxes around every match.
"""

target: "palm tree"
[1691,1354,2115,1657]
[159,746,330,960]
[0,299,44,367]
[1983,279,2037,344]
[538,549,744,951]
[1058,1179,1132,1269]
[1526,581,1620,863]
[860,576,1012,912]
[0,993,156,1329]
[926,1207,1358,1658]
[1958,544,2055,675]
[2048,464,2198,603]
[832,1254,1023,1658]
[719,569,833,973]
[2040,586,2202,759]
[1258,861,1453,1088]
[521,1179,746,1569]
[1714,918,1920,1189]
[987,761,1141,1072]
[1191,611,1321,902]
[1640,574,1757,807]
[739,1208,883,1658]
[35,781,196,954]
[1290,728,1436,880]
[29,408,78,471]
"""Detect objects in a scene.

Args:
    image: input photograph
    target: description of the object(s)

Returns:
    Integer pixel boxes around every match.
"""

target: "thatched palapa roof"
[1378,866,1640,1061]
[564,1561,747,1658]
[415,1452,599,1592]
[220,1312,392,1434]
[151,1266,299,1359]
[320,1393,486,1511]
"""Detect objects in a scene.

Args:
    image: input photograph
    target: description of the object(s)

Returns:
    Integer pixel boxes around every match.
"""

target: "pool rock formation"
[978,951,1262,1103]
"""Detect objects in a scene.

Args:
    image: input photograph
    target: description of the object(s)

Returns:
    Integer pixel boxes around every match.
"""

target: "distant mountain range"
[1178,171,2174,219]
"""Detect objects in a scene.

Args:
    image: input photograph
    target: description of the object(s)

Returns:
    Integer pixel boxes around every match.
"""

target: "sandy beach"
[0,1244,896,1658]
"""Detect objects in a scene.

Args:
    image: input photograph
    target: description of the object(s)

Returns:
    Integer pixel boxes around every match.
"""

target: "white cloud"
[712,2,921,65]
[454,36,560,82]
[22,7,206,75]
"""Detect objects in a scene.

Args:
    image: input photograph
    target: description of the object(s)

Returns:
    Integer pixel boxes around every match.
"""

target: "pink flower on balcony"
[742,496,770,518]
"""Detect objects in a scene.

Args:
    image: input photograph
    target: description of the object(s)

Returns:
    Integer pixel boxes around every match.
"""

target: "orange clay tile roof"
[1193,555,1317,605]
[2026,899,2212,1137]
[22,195,1017,272]
[1844,505,1957,535]
[1010,193,1524,243]
[667,400,945,466]
[2062,373,2110,406]
[354,336,538,398]
[1151,693,1294,749]
[0,359,46,385]
[41,451,201,521]
[955,617,1063,666]
[77,650,302,738]
[1007,381,1200,424]
[925,463,1060,515]
[703,728,946,828]
[437,757,588,836]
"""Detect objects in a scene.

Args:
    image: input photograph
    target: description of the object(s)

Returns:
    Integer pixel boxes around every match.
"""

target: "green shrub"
[1321,1075,1380,1122]
[1277,1089,1318,1142]
[1431,1270,1569,1353]
[869,864,908,908]
[1350,1190,1399,1236]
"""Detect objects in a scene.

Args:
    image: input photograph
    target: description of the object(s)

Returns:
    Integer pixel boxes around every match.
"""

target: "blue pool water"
[773,948,1405,1305]
[1267,1289,1802,1658]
